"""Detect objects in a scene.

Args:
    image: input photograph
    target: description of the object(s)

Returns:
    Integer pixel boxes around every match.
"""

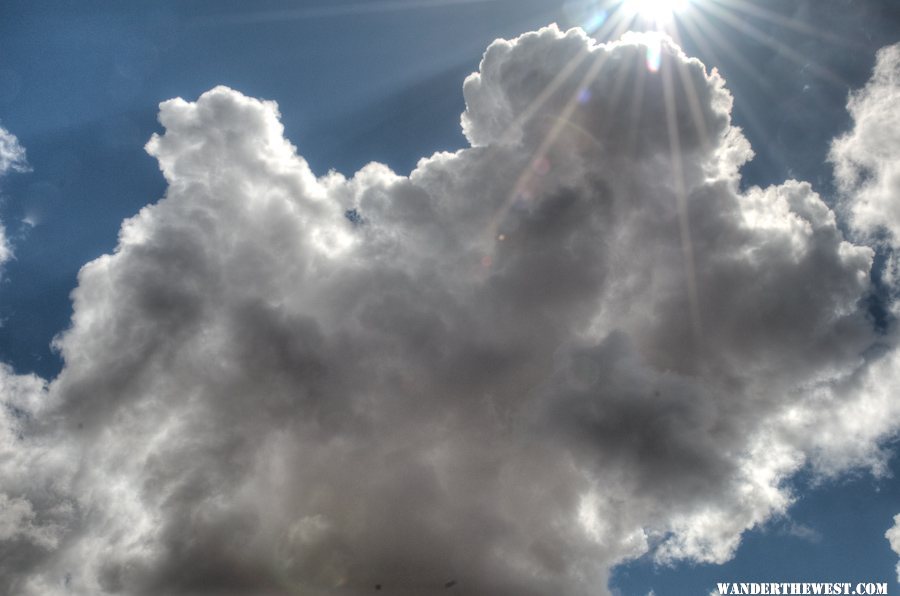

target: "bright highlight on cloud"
[831,43,900,300]
[1,26,900,596]
[831,44,900,242]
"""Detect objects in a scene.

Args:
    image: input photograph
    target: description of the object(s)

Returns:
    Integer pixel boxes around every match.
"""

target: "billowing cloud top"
[2,26,900,596]
[832,43,900,245]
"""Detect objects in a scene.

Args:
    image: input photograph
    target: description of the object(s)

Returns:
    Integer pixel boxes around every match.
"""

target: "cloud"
[0,125,28,177]
[831,43,900,244]
[831,43,900,297]
[0,125,29,268]
[1,26,900,596]
[0,365,73,593]
[888,514,900,583]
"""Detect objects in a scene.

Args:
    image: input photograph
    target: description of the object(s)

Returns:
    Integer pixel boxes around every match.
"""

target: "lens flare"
[645,35,662,72]
[583,8,608,32]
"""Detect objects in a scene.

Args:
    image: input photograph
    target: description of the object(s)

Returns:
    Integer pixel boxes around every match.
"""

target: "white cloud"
[0,125,29,268]
[0,222,9,268]
[888,514,900,582]
[1,26,899,596]
[0,125,28,177]
[831,43,900,244]
[831,43,900,297]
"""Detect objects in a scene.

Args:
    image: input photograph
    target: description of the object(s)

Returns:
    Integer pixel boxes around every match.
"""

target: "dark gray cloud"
[1,26,899,596]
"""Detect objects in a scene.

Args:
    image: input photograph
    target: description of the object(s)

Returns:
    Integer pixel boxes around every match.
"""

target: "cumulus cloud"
[831,43,900,244]
[887,514,900,582]
[831,43,900,296]
[0,365,73,592]
[2,26,900,596]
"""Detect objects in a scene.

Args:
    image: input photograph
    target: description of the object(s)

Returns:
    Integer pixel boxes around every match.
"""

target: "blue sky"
[1,1,900,595]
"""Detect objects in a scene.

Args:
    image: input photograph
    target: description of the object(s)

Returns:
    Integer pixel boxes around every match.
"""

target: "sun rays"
[199,0,869,350]
[476,0,866,343]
